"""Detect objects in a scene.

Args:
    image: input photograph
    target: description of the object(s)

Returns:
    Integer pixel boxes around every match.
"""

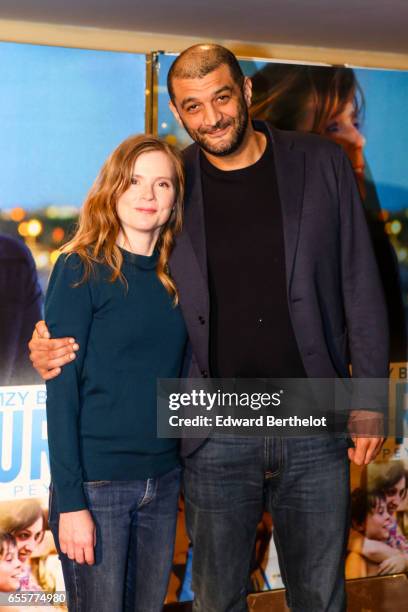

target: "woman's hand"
[59,509,96,565]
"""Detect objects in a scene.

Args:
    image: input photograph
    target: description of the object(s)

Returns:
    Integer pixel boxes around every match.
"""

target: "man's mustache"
[199,119,232,135]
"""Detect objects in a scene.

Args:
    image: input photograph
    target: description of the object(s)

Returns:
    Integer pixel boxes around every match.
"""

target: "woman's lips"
[135,208,157,213]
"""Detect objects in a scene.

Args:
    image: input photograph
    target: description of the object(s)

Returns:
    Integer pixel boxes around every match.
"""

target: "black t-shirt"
[201,129,306,378]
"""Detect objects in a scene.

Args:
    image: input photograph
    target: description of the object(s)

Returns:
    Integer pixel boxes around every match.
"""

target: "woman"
[251,66,365,191]
[251,63,406,360]
[0,499,46,591]
[346,488,407,578]
[45,134,187,611]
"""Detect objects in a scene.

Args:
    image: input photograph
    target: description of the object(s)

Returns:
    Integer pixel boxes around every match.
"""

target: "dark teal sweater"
[45,249,187,513]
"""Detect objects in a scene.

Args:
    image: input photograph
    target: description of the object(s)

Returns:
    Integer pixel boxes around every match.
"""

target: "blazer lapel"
[169,144,210,319]
[265,123,305,293]
[183,144,208,284]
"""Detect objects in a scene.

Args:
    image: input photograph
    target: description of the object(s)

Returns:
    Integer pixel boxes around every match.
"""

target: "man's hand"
[347,410,385,466]
[59,509,96,565]
[28,320,79,380]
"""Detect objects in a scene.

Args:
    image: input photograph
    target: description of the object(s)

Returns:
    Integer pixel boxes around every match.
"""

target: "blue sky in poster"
[0,42,145,210]
[157,54,408,213]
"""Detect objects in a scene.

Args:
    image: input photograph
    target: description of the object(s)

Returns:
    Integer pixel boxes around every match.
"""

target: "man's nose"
[203,103,222,127]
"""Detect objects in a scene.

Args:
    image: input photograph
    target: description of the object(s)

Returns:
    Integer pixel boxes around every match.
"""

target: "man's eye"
[186,105,199,113]
[217,95,230,103]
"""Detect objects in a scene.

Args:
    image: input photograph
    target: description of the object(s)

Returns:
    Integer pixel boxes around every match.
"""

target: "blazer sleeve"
[14,247,43,383]
[45,254,93,512]
[337,149,389,412]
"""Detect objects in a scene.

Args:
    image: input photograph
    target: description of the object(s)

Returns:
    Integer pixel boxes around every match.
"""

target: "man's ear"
[243,77,253,108]
[169,100,184,128]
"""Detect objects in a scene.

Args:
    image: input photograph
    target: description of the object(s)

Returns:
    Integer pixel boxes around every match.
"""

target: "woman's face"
[298,96,366,187]
[13,516,44,564]
[365,498,392,541]
[0,543,22,591]
[323,100,366,178]
[384,476,407,513]
[116,150,176,246]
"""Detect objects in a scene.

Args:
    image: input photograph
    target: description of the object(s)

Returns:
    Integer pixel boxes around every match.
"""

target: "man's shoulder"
[0,234,34,263]
[270,124,343,158]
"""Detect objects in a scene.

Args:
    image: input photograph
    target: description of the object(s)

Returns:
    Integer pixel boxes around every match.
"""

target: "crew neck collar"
[118,246,159,270]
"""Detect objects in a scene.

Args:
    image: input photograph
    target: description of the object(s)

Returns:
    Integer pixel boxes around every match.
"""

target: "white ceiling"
[0,0,407,54]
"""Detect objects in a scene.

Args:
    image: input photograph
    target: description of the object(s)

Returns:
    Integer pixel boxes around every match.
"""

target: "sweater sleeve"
[45,254,93,512]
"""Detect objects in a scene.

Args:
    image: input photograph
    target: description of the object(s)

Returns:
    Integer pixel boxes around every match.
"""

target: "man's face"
[169,64,252,157]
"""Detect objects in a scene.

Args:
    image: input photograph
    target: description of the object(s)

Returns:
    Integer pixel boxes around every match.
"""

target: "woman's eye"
[325,122,339,133]
[158,182,170,188]
[130,178,139,185]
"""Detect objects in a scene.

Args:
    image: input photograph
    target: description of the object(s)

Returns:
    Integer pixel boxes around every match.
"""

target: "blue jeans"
[183,436,350,612]
[49,467,181,612]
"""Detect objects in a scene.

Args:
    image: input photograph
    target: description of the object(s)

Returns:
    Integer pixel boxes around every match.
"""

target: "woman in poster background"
[250,64,406,362]
[0,499,48,591]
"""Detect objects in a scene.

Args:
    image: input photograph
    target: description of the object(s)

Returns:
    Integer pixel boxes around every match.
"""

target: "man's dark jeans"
[49,466,181,612]
[183,435,350,612]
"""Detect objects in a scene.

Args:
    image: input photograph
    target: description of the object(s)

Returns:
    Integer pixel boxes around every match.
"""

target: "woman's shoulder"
[51,251,87,279]
[48,251,111,295]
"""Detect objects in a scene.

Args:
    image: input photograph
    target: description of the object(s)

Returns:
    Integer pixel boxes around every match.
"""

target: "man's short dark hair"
[167,44,244,103]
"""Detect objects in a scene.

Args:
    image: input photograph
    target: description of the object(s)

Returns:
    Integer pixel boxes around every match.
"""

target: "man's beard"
[181,96,249,157]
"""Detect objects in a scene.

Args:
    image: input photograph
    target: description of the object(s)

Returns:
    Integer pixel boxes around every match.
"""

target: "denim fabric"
[49,466,181,612]
[183,435,350,612]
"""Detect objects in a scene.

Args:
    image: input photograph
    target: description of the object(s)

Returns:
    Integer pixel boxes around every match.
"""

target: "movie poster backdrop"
[0,44,408,604]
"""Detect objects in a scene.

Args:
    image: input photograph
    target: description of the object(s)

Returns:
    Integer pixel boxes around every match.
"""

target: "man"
[0,233,42,384]
[30,45,388,611]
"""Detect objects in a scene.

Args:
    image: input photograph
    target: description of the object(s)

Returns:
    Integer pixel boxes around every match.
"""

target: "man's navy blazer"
[169,121,389,457]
